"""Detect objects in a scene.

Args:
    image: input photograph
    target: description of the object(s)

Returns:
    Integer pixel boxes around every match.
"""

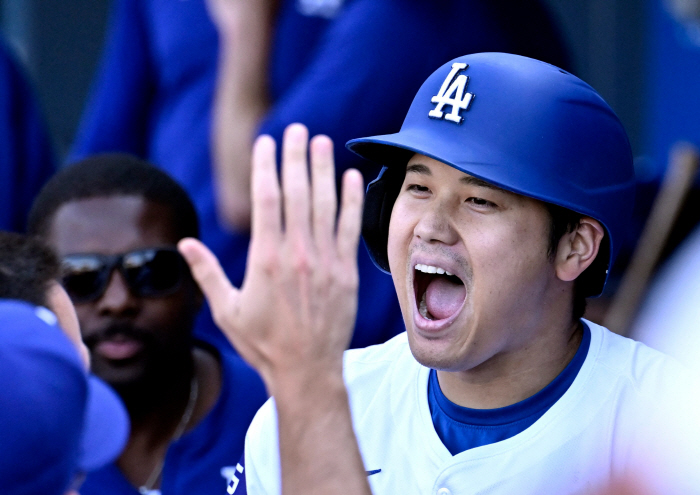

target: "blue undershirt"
[428,323,591,456]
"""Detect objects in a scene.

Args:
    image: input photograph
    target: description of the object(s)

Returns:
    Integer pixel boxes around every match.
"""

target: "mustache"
[82,322,154,348]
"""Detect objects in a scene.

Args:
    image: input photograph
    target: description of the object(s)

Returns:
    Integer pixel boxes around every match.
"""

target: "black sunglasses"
[61,248,187,303]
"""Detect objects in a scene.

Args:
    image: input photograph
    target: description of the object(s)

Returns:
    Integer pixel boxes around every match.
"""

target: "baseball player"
[0,299,129,495]
[0,232,129,495]
[180,53,700,494]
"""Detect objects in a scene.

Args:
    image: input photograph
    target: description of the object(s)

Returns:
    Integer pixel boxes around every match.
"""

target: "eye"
[465,197,497,208]
[406,184,431,195]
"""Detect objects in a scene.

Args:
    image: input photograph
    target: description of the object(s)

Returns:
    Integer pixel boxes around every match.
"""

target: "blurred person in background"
[0,299,129,495]
[27,154,267,495]
[630,222,700,376]
[0,36,55,233]
[0,232,128,495]
[0,230,89,366]
[70,0,571,351]
[626,0,700,377]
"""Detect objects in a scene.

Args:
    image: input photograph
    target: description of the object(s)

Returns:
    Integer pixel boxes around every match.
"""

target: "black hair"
[27,153,199,241]
[0,231,60,307]
[544,203,609,321]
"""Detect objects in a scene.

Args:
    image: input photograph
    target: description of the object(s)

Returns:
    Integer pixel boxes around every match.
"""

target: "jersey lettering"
[224,463,245,494]
[428,62,474,124]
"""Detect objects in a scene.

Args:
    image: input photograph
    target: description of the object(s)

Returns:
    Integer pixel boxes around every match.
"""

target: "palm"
[179,124,363,386]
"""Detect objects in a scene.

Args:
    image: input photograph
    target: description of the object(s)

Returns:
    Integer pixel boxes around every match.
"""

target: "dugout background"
[1,0,698,192]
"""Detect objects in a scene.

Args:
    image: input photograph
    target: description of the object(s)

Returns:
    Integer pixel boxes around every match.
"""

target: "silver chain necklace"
[138,376,199,495]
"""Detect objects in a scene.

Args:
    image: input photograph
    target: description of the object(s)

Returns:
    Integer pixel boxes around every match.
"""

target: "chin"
[90,357,147,389]
[407,315,502,374]
[406,326,466,371]
[410,348,471,372]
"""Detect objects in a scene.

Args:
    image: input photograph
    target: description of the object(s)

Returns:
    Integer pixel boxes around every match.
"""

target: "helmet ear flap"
[362,165,406,274]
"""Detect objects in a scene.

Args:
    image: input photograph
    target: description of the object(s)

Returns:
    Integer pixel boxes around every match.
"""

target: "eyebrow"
[405,163,432,176]
[405,163,505,192]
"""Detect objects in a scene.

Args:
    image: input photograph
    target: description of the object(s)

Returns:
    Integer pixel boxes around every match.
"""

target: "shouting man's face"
[388,154,561,373]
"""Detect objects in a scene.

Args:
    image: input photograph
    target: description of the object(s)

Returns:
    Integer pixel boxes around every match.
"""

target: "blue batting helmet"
[0,299,129,495]
[346,52,635,297]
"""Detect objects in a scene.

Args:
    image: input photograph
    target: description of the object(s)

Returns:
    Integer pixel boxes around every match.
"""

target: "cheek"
[387,202,416,299]
[144,293,199,338]
[386,224,404,274]
[142,299,185,328]
[387,197,417,259]
[387,200,413,260]
[468,221,551,300]
[73,304,96,336]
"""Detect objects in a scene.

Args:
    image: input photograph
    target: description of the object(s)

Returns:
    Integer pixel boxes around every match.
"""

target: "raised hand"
[178,123,364,391]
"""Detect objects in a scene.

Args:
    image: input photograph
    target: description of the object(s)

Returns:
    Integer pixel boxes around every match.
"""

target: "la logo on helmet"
[428,63,475,124]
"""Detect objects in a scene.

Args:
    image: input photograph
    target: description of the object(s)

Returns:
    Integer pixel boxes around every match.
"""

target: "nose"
[96,269,140,317]
[413,200,459,246]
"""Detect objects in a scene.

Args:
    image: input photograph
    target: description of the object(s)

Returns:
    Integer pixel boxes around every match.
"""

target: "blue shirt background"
[79,345,267,495]
[0,37,55,233]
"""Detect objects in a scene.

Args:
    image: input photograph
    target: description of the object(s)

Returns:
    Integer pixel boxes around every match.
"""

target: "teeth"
[419,291,432,320]
[415,263,453,277]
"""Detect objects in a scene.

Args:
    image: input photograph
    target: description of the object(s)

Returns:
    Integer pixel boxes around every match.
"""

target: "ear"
[554,217,605,282]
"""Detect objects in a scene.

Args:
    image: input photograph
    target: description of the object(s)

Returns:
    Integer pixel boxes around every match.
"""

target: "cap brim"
[347,130,435,168]
[78,375,130,472]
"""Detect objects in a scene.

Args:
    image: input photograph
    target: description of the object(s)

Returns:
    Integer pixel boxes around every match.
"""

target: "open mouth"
[414,263,467,321]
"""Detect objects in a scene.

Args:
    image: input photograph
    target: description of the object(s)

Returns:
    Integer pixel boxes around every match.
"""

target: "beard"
[83,321,193,401]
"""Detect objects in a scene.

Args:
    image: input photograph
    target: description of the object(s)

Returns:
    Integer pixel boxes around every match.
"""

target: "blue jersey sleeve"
[0,37,55,232]
[70,0,156,161]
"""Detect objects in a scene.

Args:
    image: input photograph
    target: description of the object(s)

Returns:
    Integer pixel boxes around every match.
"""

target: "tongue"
[425,277,466,320]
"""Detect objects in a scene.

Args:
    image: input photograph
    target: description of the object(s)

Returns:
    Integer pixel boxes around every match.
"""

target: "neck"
[438,320,583,410]
[116,350,195,440]
[114,346,223,491]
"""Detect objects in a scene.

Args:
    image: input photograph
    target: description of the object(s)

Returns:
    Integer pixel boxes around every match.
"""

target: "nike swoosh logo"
[366,469,382,476]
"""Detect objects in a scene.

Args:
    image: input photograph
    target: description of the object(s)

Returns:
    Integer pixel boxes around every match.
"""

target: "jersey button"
[437,489,451,495]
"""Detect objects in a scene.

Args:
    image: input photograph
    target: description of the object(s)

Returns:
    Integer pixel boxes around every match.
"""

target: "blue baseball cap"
[0,299,129,495]
[348,53,635,296]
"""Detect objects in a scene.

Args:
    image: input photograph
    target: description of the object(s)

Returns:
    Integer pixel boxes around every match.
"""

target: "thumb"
[178,238,239,318]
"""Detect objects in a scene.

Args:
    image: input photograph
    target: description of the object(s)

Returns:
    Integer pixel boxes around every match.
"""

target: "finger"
[251,134,282,253]
[178,238,240,314]
[281,123,311,240]
[310,135,337,251]
[336,169,364,261]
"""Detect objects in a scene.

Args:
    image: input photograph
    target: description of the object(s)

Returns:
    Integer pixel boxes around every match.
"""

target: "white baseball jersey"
[243,321,700,494]
[631,224,700,375]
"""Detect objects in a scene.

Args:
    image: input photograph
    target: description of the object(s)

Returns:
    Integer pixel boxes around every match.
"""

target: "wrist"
[266,362,346,406]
